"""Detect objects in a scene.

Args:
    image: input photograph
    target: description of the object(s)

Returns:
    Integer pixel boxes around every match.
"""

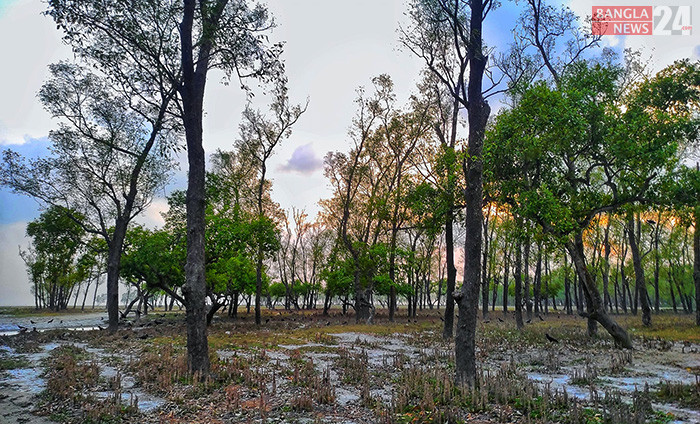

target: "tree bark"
[514,239,524,329]
[481,213,490,319]
[566,234,632,348]
[442,211,456,339]
[602,218,612,312]
[179,0,222,376]
[524,237,532,320]
[694,204,699,326]
[454,0,490,387]
[502,249,510,315]
[106,217,128,331]
[627,212,652,327]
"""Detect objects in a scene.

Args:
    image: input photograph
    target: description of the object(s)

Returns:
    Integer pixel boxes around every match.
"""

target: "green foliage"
[486,60,699,242]
[120,226,185,294]
[22,206,86,310]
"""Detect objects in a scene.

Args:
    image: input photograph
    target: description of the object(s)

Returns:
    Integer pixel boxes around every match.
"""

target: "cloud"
[133,197,169,229]
[0,221,33,306]
[278,143,323,175]
[0,0,72,145]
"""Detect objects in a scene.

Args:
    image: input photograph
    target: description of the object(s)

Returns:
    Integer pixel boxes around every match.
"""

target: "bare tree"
[236,81,307,325]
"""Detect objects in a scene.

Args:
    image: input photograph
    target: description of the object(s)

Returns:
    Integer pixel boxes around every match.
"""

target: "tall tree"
[401,0,493,387]
[488,60,700,346]
[22,206,86,311]
[236,81,306,325]
[626,211,652,326]
[322,77,393,323]
[2,62,176,329]
[43,0,285,374]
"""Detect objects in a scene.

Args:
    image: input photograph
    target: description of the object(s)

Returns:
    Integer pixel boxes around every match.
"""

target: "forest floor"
[0,307,698,424]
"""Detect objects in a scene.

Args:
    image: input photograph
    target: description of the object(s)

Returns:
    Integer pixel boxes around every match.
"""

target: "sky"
[0,0,698,306]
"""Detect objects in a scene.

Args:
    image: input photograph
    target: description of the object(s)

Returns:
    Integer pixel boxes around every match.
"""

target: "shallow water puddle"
[0,340,165,413]
[526,368,700,423]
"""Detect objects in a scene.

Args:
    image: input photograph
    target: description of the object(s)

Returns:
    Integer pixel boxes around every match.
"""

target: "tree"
[2,62,176,328]
[45,0,286,374]
[120,226,186,309]
[236,81,306,325]
[322,77,392,323]
[626,211,652,326]
[401,0,493,387]
[487,61,700,346]
[21,206,86,310]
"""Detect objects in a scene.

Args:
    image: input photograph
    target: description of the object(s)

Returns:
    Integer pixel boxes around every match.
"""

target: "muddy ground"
[0,309,698,424]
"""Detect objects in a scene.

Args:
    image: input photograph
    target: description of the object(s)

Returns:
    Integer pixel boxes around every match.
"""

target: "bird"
[265,318,270,323]
[159,313,166,318]
[538,315,544,321]
[545,333,559,343]
[498,317,504,322]
[18,327,27,334]
[326,321,331,326]
[59,320,63,324]
[30,320,36,324]
[47,319,54,324]
[526,319,531,324]
[97,325,104,331]
[17,324,27,330]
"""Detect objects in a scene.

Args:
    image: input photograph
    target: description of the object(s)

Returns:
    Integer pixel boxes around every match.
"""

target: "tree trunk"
[653,221,661,314]
[627,213,652,327]
[454,0,489,387]
[502,249,510,315]
[564,254,572,314]
[602,218,612,312]
[388,227,398,322]
[514,239,524,329]
[566,235,632,348]
[694,204,699,326]
[180,0,213,376]
[524,238,532,320]
[442,212,456,339]
[481,214,490,319]
[668,263,677,313]
[533,244,542,315]
[106,216,128,331]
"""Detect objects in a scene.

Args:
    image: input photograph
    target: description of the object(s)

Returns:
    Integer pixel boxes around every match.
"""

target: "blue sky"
[0,138,48,225]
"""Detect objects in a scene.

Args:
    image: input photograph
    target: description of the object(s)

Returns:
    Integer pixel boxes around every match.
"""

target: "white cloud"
[0,0,73,145]
[133,197,170,229]
[278,143,323,175]
[0,221,33,306]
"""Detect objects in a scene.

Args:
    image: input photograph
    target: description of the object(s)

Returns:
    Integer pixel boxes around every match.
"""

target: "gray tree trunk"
[694,205,699,326]
[454,0,490,387]
[442,212,456,339]
[566,234,632,348]
[627,213,652,327]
